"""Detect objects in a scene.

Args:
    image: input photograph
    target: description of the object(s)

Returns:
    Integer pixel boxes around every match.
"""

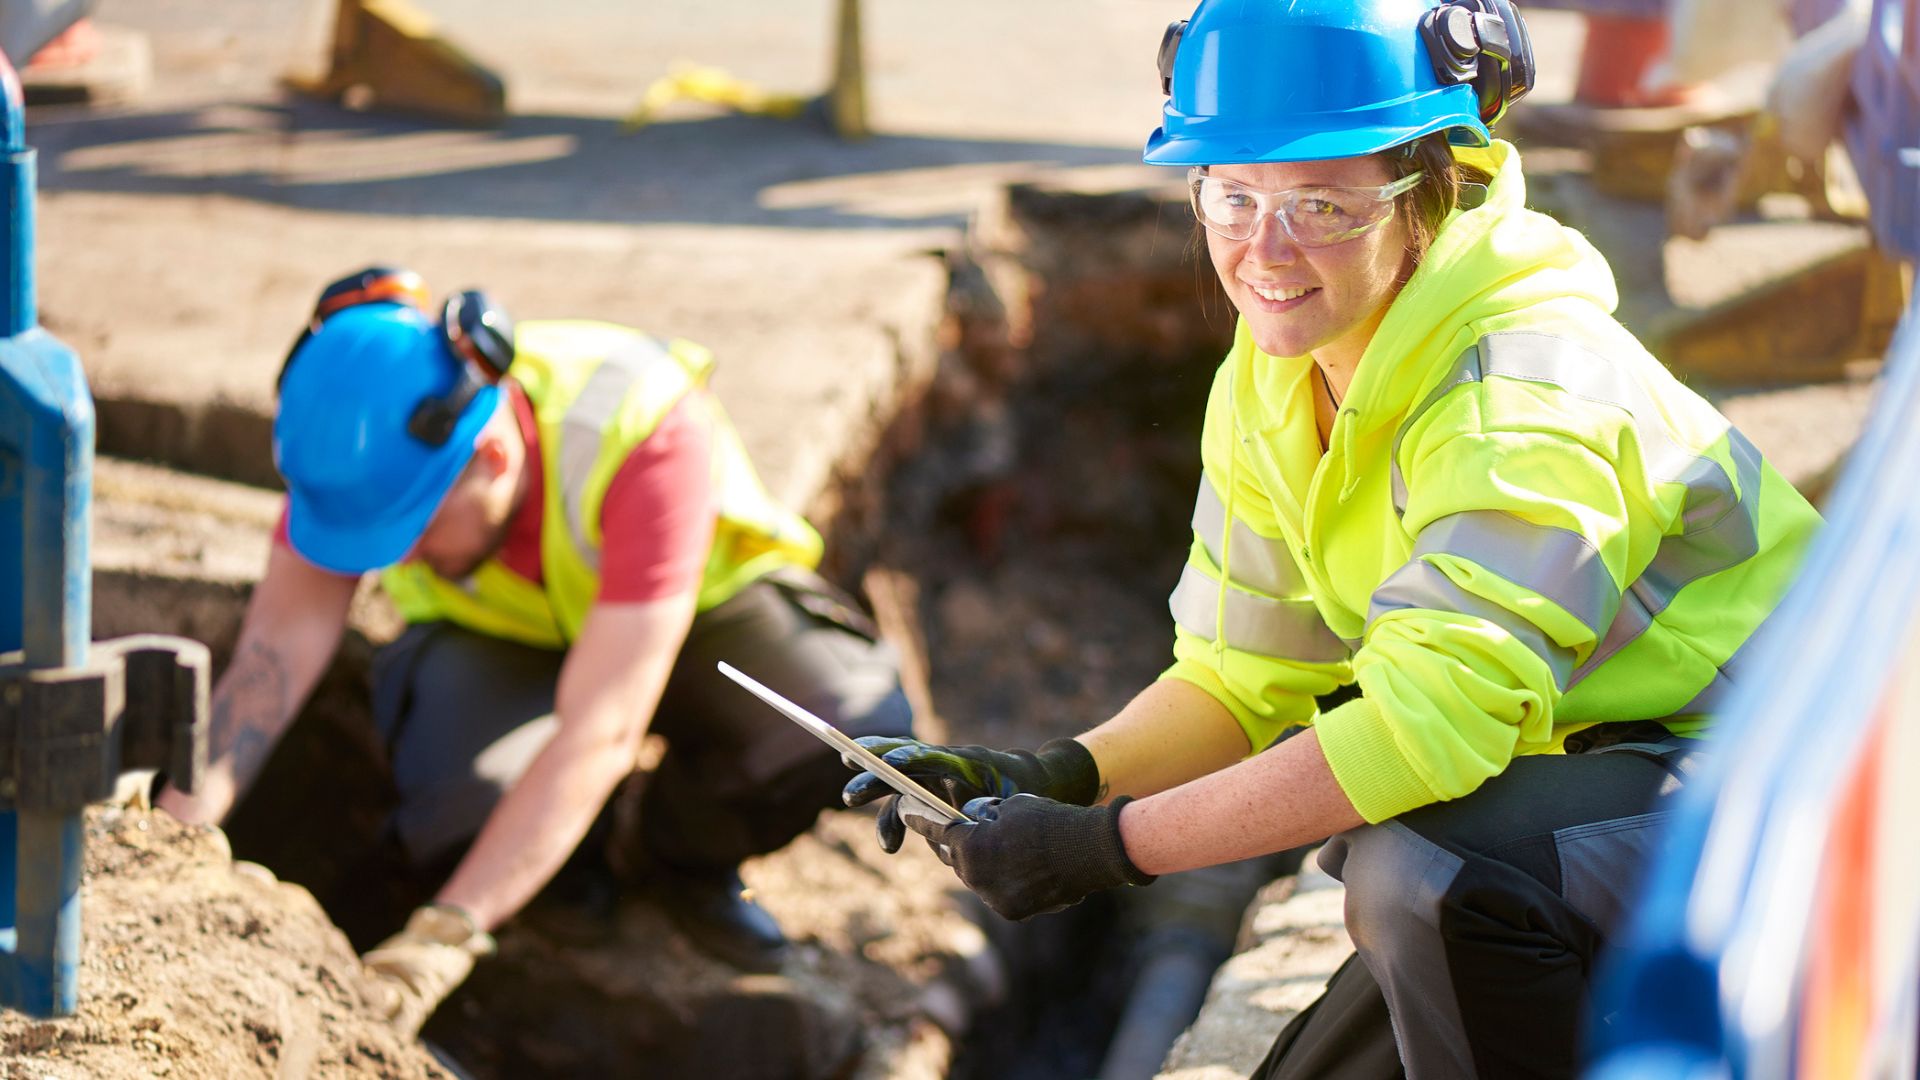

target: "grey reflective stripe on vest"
[1368,558,1577,687]
[1389,332,1764,690]
[1403,510,1620,639]
[1174,471,1348,663]
[1191,471,1308,595]
[1169,563,1351,663]
[557,337,679,574]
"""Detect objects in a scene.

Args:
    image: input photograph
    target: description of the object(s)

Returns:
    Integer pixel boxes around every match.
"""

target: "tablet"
[717,662,971,824]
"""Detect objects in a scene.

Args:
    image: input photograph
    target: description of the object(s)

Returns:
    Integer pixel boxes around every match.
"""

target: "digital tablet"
[717,662,971,824]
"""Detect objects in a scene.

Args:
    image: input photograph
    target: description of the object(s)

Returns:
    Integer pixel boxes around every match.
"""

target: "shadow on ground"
[25,96,1145,230]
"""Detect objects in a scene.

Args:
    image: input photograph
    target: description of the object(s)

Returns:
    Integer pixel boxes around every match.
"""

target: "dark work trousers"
[1255,723,1700,1080]
[369,569,914,882]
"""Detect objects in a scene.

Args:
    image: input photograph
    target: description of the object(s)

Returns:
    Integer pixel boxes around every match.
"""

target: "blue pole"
[0,46,95,1017]
[3,52,28,338]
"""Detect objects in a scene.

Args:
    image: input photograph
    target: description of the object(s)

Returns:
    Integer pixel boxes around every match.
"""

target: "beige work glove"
[360,904,496,1039]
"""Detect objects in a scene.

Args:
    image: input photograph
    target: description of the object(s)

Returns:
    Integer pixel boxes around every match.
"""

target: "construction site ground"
[3,1,1887,1076]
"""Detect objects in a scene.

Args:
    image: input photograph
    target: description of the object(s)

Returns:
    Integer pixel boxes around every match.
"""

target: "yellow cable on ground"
[622,64,809,132]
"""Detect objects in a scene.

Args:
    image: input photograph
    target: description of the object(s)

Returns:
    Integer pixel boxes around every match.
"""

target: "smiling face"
[1203,156,1414,366]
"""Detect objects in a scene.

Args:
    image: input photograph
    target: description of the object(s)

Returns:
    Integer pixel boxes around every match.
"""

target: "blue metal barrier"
[0,44,92,1019]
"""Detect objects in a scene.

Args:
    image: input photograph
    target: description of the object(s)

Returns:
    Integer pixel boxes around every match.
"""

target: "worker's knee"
[1319,821,1464,957]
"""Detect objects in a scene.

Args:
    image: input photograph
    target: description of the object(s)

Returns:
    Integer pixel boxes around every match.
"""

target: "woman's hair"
[1389,133,1496,263]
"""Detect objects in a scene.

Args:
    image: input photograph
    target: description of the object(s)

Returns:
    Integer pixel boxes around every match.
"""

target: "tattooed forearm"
[211,638,292,792]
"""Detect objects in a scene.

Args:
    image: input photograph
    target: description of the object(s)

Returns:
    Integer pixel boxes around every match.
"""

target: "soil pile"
[0,805,447,1080]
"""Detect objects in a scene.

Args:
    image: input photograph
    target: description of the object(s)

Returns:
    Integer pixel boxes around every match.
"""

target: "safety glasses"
[1188,168,1425,247]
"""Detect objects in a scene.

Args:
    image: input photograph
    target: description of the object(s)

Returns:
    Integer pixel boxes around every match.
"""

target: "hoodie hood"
[1280,140,1621,501]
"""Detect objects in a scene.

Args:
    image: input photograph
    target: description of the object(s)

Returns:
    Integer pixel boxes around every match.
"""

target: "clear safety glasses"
[1187,168,1425,247]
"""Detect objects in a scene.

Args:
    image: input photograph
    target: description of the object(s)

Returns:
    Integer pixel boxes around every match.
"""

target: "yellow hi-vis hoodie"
[1162,140,1822,823]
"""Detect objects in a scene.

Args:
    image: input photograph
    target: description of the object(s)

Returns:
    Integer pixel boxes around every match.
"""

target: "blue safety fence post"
[0,48,210,1022]
[0,45,93,1017]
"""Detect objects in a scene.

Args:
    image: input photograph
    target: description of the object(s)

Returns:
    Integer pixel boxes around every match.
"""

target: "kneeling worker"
[158,267,912,1035]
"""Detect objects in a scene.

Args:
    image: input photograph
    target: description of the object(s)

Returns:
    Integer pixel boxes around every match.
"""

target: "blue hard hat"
[274,302,500,574]
[1144,0,1510,166]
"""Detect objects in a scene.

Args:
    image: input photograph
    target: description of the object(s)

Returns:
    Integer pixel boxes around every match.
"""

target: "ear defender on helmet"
[1157,19,1187,95]
[407,290,516,447]
[1418,0,1536,128]
[277,267,518,448]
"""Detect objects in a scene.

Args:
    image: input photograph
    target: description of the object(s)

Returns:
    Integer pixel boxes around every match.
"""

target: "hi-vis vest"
[381,320,822,650]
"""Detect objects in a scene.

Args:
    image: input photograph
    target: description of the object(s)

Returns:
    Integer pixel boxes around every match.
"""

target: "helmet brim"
[1144,112,1490,167]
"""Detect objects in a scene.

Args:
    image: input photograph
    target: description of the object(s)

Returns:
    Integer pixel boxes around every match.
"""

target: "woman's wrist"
[1113,794,1168,876]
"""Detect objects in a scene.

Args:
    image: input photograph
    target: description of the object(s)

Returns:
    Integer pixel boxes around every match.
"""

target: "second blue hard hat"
[1144,0,1534,166]
[274,301,501,575]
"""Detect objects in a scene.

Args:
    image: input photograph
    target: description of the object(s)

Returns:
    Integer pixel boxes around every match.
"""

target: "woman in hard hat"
[845,0,1821,1074]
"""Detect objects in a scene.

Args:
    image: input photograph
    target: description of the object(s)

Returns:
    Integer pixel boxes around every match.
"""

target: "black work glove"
[901,793,1154,921]
[841,736,1101,853]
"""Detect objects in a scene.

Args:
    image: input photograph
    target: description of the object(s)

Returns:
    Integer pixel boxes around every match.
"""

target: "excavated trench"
[84,178,1296,1078]
[826,181,1301,1078]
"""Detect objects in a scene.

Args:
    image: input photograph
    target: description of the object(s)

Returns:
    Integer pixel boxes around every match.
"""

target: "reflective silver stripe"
[1394,333,1753,507]
[1169,562,1351,664]
[558,337,679,574]
[1631,430,1763,603]
[1388,332,1765,687]
[1191,472,1307,596]
[1368,559,1577,687]
[1571,429,1764,685]
[1410,511,1619,638]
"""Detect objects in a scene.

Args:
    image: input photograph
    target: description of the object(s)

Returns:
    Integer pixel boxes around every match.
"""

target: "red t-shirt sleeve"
[595,394,717,603]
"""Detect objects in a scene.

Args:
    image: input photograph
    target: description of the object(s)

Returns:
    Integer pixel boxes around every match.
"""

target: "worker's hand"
[154,775,235,827]
[842,736,1100,854]
[360,904,496,1040]
[900,793,1154,921]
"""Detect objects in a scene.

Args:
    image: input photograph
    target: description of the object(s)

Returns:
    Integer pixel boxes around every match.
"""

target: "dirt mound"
[0,806,446,1080]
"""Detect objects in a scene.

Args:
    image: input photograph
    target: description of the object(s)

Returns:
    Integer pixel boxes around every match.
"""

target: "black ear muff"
[1482,0,1535,123]
[277,265,431,392]
[442,289,516,379]
[1158,19,1187,96]
[1418,0,1536,128]
[407,290,516,447]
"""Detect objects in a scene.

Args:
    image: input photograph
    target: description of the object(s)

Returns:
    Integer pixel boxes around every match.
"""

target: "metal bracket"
[0,634,208,812]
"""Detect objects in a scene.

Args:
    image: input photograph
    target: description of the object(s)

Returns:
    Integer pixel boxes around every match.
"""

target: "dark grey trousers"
[1257,724,1699,1080]
[369,570,914,878]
